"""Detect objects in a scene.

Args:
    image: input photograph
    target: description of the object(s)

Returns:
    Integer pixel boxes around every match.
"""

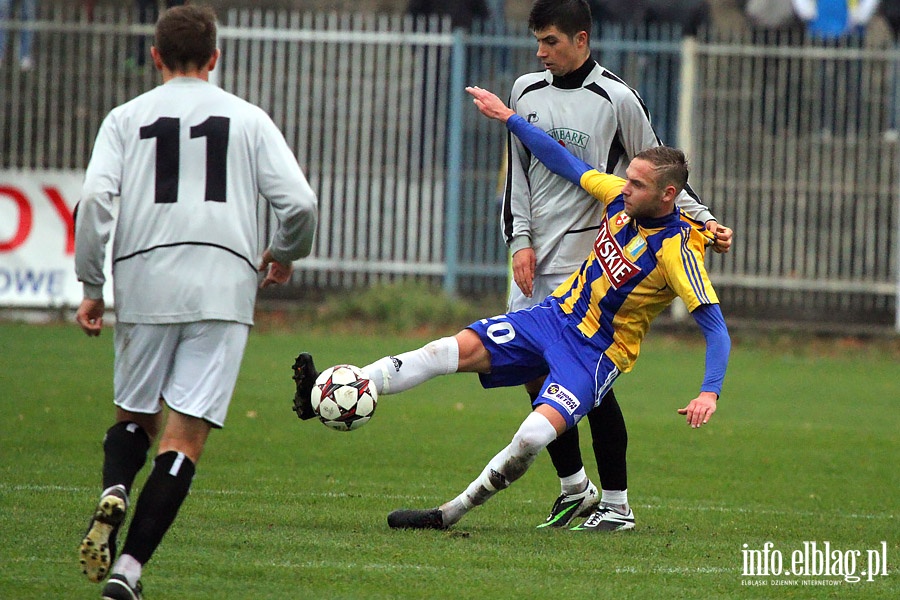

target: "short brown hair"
[154,5,217,72]
[633,146,689,194]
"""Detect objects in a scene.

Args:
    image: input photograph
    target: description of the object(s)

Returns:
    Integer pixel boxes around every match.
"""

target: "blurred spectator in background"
[82,0,95,22]
[791,0,879,38]
[590,0,711,35]
[882,0,900,34]
[587,0,634,30]
[643,0,711,37]
[130,0,185,69]
[406,0,489,32]
[741,0,802,34]
[590,0,711,36]
[0,0,37,71]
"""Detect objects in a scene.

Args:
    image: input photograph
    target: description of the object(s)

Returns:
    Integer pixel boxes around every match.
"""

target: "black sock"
[588,389,628,491]
[121,450,195,565]
[532,391,585,479]
[546,427,584,479]
[102,421,151,495]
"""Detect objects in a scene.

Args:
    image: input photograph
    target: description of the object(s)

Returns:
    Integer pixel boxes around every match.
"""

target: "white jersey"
[75,77,317,325]
[504,58,714,276]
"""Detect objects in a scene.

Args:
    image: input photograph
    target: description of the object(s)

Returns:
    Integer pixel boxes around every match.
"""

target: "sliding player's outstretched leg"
[388,410,559,529]
[291,352,319,420]
[293,336,461,420]
[387,508,447,530]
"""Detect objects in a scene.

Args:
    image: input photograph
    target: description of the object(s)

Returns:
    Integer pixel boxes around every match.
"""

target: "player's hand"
[76,298,105,337]
[677,392,718,428]
[258,248,293,288]
[465,86,515,122]
[512,247,536,298]
[706,221,733,254]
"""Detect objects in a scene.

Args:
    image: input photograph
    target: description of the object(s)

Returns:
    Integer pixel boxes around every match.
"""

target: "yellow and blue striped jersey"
[550,169,718,373]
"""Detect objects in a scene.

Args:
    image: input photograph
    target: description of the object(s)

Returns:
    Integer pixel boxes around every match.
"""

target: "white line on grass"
[257,559,738,576]
[3,483,895,521]
[265,559,443,572]
[0,554,745,576]
[613,566,738,575]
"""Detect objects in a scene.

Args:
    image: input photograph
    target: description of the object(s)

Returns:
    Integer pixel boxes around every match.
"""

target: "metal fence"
[1,6,897,329]
[686,31,899,329]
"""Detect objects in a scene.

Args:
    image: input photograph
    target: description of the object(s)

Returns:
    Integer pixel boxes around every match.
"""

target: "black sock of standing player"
[102,421,151,494]
[120,450,195,565]
[588,388,628,493]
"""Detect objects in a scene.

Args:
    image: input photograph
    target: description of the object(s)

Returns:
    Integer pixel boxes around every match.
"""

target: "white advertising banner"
[0,170,113,308]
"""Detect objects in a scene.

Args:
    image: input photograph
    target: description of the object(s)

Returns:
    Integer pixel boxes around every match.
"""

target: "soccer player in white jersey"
[74,6,318,599]
[502,0,732,531]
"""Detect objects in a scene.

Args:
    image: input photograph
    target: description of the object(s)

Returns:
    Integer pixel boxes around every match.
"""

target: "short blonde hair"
[633,146,688,194]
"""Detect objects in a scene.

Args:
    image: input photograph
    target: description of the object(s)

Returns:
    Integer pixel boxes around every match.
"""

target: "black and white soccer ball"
[310,364,378,431]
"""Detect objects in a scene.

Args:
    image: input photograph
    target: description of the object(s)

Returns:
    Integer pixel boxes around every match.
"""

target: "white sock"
[111,553,142,587]
[601,489,628,510]
[100,484,128,506]
[439,451,506,525]
[363,337,458,395]
[560,468,588,495]
[440,411,558,526]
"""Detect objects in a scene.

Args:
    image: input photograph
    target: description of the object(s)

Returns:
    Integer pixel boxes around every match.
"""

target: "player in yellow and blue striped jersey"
[292,86,729,532]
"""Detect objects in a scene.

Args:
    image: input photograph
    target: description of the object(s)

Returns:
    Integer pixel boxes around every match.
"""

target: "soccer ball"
[310,364,378,431]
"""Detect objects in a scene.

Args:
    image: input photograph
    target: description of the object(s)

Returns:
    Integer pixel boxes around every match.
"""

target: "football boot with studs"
[79,485,128,583]
[291,352,319,420]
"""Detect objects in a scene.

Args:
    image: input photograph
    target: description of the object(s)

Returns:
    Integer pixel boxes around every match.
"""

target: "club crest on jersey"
[548,128,589,149]
[614,213,631,227]
[543,383,579,415]
[624,235,647,258]
[594,218,641,289]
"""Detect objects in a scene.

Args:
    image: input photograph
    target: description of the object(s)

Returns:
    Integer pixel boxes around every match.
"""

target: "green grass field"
[1,320,897,599]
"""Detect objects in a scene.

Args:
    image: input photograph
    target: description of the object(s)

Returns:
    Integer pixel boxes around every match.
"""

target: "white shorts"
[507,272,569,312]
[113,321,250,428]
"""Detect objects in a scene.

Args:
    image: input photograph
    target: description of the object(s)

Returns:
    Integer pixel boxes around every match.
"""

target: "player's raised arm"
[467,86,516,122]
[468,86,587,187]
[467,86,621,204]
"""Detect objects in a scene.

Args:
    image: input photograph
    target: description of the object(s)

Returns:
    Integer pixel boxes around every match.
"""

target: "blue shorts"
[466,299,620,429]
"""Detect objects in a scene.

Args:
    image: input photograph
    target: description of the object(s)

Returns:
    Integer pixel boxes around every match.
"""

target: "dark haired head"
[528,0,593,38]
[154,5,218,72]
